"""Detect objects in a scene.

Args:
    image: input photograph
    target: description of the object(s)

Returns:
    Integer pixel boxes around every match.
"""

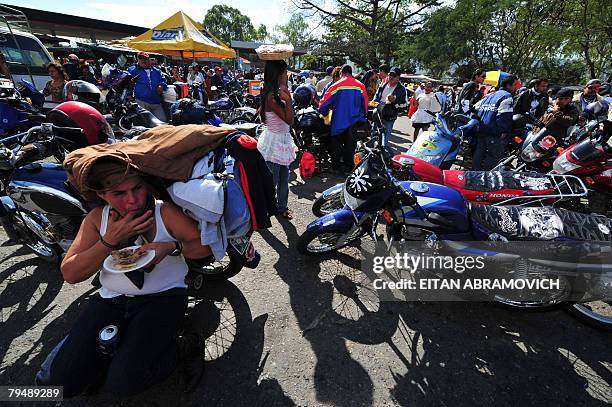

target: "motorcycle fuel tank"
[398,181,470,232]
[8,163,86,216]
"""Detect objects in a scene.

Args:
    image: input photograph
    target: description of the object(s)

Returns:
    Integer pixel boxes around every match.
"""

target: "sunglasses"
[137,56,148,60]
[557,96,571,100]
[389,73,397,77]
[587,86,601,90]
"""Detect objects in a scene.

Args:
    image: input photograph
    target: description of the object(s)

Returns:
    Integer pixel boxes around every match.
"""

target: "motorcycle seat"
[444,171,553,192]
[468,203,612,241]
[220,122,259,137]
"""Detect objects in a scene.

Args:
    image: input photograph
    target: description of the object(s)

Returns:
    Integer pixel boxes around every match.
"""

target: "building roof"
[0,4,147,41]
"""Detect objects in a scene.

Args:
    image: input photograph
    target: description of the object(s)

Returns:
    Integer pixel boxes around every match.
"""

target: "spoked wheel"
[185,280,251,362]
[229,114,253,125]
[567,302,612,331]
[312,193,344,217]
[297,226,364,255]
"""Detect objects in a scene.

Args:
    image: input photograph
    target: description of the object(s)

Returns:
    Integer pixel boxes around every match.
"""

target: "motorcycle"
[312,146,587,217]
[0,127,244,283]
[103,69,166,133]
[292,106,333,171]
[207,88,258,124]
[552,117,611,216]
[297,139,612,326]
[0,78,47,136]
[404,110,479,169]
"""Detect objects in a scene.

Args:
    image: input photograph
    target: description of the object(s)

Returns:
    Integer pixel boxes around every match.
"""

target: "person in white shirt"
[36,161,212,396]
[316,66,334,93]
[412,81,442,139]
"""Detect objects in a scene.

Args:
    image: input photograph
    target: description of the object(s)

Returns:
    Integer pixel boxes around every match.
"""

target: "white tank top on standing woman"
[98,200,187,298]
[257,110,296,166]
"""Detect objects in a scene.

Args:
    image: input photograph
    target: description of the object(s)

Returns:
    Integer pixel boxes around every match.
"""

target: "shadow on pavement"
[260,222,393,407]
[0,256,67,386]
[263,219,612,406]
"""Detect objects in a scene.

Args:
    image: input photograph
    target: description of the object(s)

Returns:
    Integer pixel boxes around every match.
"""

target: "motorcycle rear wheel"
[186,246,243,281]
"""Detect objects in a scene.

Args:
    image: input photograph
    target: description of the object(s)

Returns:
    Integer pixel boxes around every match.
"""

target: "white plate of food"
[103,246,155,273]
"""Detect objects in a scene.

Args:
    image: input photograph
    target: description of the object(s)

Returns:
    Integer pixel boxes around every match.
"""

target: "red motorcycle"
[552,120,612,215]
[312,152,587,217]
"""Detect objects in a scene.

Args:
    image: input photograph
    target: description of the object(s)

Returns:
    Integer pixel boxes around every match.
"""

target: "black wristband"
[100,235,120,250]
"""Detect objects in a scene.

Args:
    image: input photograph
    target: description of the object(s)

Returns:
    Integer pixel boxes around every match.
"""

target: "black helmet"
[64,80,104,111]
[293,84,314,108]
[297,110,327,134]
[511,114,528,134]
[344,156,389,202]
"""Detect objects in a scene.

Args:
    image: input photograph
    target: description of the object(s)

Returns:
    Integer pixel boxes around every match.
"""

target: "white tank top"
[98,200,187,298]
[264,110,290,134]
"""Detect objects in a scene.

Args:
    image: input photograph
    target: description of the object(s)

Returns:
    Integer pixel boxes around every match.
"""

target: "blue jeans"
[473,133,508,170]
[381,119,395,146]
[266,161,289,213]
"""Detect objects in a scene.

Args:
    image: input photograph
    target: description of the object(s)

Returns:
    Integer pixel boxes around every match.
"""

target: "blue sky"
[2,0,291,31]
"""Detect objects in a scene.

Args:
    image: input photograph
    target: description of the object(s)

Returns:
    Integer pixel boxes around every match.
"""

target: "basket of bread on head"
[255,44,294,60]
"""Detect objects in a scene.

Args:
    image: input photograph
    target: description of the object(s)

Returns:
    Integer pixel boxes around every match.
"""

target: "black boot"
[178,332,204,393]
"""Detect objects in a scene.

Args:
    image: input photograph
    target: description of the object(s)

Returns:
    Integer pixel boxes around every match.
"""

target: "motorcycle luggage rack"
[491,174,588,207]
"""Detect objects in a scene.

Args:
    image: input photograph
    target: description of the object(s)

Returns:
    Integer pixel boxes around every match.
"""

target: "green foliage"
[203,5,268,44]
[406,0,611,83]
[294,0,439,70]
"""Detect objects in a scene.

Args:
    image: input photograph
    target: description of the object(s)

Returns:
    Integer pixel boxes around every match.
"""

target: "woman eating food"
[35,158,211,396]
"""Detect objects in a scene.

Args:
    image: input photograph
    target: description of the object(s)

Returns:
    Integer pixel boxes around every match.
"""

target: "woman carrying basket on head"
[256,59,296,220]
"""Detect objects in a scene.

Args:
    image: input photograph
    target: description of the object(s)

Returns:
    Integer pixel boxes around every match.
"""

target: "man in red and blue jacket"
[319,65,368,173]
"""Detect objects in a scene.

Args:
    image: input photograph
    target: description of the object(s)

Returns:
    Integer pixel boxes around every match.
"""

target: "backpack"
[299,151,317,179]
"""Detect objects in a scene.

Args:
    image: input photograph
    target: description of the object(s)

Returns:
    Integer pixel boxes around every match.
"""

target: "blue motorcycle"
[297,140,612,316]
[0,78,46,136]
[405,110,479,169]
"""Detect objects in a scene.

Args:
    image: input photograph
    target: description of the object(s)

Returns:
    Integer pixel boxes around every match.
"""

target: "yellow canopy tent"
[128,11,236,60]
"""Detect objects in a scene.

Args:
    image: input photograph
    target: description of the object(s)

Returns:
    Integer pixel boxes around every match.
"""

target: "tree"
[272,13,315,68]
[405,0,611,82]
[292,0,440,68]
[203,5,268,44]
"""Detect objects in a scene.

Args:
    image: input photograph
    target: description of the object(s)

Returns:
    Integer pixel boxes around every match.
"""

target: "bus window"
[0,32,52,74]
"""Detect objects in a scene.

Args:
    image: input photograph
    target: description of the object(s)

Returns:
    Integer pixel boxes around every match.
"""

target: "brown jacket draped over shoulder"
[64,124,233,200]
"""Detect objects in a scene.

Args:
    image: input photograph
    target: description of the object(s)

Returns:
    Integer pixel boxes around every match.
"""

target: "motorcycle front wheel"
[567,302,612,331]
[297,226,364,256]
[312,193,344,217]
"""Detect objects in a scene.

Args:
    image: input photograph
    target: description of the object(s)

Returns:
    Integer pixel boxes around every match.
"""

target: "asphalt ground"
[0,117,610,406]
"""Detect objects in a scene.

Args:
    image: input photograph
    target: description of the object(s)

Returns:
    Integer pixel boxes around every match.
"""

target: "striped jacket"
[318,75,368,136]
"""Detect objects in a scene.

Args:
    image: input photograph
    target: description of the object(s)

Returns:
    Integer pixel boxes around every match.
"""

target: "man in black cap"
[573,79,604,116]
[538,87,579,142]
[373,66,408,145]
[316,66,334,93]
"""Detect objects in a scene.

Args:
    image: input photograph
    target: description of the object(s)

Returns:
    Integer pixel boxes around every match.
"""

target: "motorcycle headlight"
[552,153,580,174]
[520,143,541,162]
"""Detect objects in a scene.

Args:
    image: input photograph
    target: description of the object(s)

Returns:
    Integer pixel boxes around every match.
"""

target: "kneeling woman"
[36,159,211,397]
